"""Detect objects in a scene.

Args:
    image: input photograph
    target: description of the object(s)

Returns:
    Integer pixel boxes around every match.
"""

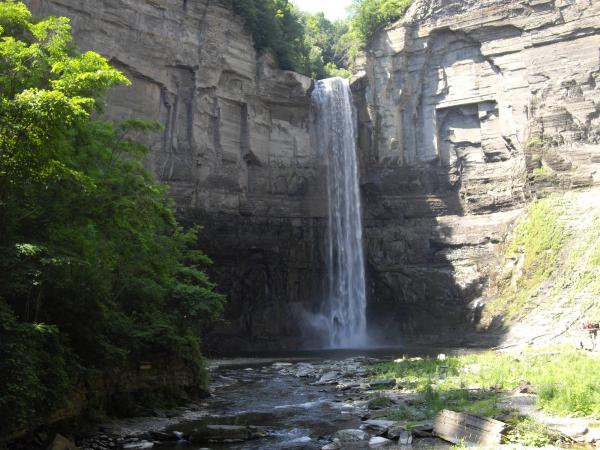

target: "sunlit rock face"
[353,0,600,345]
[25,0,600,350]
[25,0,328,352]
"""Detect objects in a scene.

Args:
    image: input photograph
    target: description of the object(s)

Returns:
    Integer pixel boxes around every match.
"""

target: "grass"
[504,417,555,447]
[484,195,569,321]
[372,350,600,419]
[484,190,600,330]
[531,165,555,182]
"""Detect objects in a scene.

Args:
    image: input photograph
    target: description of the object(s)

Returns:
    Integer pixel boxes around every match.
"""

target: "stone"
[368,436,394,448]
[47,434,79,450]
[411,423,434,438]
[361,419,397,434]
[317,371,340,384]
[513,381,535,394]
[433,410,506,446]
[387,425,414,444]
[369,378,397,388]
[556,425,588,439]
[189,425,266,444]
[149,431,177,441]
[321,439,342,450]
[122,442,153,450]
[333,429,369,443]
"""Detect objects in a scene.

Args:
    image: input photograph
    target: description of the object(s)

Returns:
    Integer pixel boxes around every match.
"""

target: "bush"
[0,1,224,438]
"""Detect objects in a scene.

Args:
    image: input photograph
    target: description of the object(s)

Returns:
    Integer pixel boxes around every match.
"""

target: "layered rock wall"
[354,0,600,343]
[24,0,600,349]
[26,0,326,351]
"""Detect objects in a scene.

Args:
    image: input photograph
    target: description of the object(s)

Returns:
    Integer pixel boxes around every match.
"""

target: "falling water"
[311,77,367,348]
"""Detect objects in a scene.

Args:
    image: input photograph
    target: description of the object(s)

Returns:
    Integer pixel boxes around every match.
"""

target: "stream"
[86,351,456,450]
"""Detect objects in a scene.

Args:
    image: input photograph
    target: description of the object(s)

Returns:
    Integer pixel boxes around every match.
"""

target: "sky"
[291,0,353,20]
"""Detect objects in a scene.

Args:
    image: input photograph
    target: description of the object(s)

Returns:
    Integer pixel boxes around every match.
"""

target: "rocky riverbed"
[66,354,454,450]
[60,352,598,450]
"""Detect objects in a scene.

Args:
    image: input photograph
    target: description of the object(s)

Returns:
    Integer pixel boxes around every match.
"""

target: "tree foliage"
[232,0,350,78]
[0,0,224,437]
[232,0,412,77]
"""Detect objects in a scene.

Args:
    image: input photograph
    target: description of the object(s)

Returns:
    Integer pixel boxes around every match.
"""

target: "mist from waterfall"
[311,77,368,348]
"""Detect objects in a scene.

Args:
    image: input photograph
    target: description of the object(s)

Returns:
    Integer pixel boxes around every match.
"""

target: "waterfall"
[311,77,368,348]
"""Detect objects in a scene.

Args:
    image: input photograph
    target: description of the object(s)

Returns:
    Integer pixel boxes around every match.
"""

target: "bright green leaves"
[0,2,223,437]
[231,0,413,78]
[51,51,130,99]
[346,0,411,56]
[0,0,31,37]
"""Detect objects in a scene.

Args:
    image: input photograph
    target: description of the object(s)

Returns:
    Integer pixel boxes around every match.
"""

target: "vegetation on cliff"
[484,190,600,329]
[232,0,413,77]
[0,0,223,438]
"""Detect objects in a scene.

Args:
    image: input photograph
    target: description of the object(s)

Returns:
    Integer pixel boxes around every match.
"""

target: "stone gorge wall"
[25,0,328,352]
[353,0,600,344]
[24,0,600,350]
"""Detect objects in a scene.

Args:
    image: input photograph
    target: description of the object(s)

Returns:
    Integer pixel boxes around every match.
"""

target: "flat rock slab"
[369,436,394,448]
[333,429,369,442]
[361,419,397,433]
[433,410,506,446]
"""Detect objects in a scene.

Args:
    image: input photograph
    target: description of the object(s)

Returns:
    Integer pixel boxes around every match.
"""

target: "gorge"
[24,0,599,352]
[9,0,600,448]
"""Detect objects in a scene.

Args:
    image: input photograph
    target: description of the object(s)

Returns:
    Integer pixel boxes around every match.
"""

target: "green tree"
[342,0,412,62]
[0,0,223,437]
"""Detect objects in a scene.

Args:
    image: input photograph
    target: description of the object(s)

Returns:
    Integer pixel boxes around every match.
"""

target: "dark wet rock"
[369,379,396,389]
[47,434,79,450]
[367,397,394,410]
[122,442,154,449]
[387,425,413,444]
[189,425,266,443]
[361,419,396,434]
[411,423,434,438]
[149,431,177,441]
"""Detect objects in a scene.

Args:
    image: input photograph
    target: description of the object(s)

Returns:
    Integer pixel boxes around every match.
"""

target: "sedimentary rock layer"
[26,0,326,351]
[353,0,600,343]
[25,0,600,348]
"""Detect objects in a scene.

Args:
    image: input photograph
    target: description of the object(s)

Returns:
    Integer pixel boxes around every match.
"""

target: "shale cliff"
[353,0,600,344]
[25,0,600,350]
[26,0,329,351]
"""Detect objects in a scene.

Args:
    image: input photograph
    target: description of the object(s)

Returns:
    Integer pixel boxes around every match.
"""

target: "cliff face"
[353,0,600,344]
[24,0,600,350]
[26,0,328,351]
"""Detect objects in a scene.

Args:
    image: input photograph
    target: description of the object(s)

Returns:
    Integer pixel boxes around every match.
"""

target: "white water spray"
[311,77,368,348]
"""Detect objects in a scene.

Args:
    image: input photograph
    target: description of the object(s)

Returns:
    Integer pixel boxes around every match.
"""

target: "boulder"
[333,429,369,442]
[321,439,342,450]
[369,378,396,389]
[189,425,266,443]
[369,436,394,448]
[361,419,397,434]
[47,434,79,450]
[317,371,340,384]
[387,425,413,444]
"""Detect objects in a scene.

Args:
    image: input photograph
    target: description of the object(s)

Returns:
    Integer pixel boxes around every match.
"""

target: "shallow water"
[146,351,458,450]
[160,361,360,449]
